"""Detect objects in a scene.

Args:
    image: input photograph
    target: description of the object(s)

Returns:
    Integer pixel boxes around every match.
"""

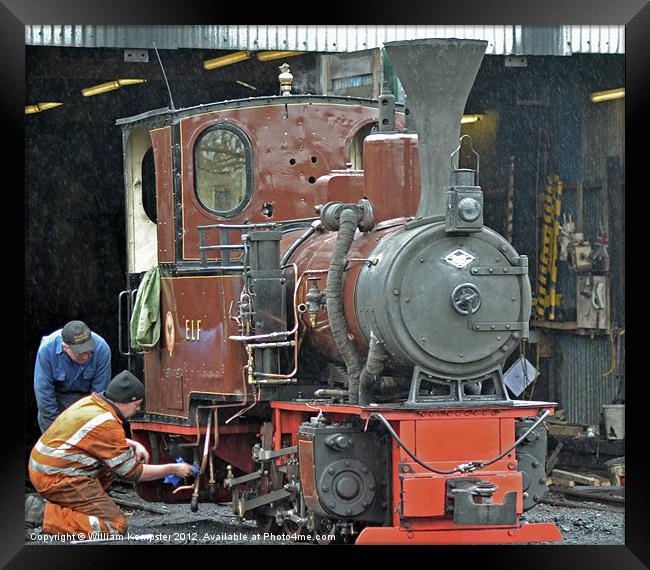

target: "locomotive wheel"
[315,522,336,545]
[255,514,281,535]
[282,519,304,538]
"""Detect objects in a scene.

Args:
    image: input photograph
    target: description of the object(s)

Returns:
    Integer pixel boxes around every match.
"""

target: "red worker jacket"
[29,393,144,484]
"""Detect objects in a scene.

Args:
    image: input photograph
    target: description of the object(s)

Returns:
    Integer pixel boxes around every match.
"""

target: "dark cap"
[105,371,145,404]
[61,321,96,354]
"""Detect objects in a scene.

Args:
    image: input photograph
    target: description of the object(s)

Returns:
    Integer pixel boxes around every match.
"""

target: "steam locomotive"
[118,38,562,544]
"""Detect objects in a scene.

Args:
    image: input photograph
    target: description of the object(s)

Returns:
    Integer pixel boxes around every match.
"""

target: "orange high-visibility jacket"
[29,393,144,483]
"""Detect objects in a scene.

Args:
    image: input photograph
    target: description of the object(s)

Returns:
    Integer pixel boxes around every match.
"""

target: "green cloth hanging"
[130,266,161,351]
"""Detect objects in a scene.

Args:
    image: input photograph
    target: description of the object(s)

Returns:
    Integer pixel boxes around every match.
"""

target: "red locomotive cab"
[116,41,562,544]
[117,94,410,503]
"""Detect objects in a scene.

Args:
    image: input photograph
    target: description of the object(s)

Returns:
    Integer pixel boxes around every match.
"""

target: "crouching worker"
[26,370,195,538]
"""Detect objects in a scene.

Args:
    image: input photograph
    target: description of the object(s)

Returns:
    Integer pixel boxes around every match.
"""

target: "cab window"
[349,121,376,169]
[194,125,252,216]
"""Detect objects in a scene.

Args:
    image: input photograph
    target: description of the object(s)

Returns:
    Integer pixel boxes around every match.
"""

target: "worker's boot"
[25,494,46,528]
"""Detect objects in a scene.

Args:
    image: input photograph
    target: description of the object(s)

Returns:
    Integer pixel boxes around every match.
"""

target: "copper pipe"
[225,368,258,424]
[230,266,326,382]
[251,267,306,380]
[208,448,215,486]
[193,410,213,499]
[172,361,251,495]
[229,264,301,342]
[173,411,212,496]
[212,408,219,451]
[250,341,295,349]
[225,386,261,424]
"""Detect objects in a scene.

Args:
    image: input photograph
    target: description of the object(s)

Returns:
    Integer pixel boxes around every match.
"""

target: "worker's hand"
[174,462,196,478]
[131,441,150,464]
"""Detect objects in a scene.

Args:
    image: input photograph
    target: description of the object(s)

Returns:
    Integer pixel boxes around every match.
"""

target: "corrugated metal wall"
[545,88,624,426]
[582,98,625,182]
[25,25,624,55]
[553,333,621,425]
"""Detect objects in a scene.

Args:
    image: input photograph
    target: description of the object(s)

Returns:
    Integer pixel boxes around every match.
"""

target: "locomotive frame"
[117,38,562,544]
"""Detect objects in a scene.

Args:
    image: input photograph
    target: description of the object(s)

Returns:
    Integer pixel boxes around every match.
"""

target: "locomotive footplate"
[272,400,562,545]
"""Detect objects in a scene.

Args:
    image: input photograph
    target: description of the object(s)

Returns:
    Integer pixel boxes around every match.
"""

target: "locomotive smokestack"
[384,39,487,218]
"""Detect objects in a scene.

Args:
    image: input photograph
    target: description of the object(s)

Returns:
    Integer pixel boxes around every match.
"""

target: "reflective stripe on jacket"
[29,393,143,482]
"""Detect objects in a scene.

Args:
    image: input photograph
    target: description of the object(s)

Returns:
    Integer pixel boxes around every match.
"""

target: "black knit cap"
[105,371,145,403]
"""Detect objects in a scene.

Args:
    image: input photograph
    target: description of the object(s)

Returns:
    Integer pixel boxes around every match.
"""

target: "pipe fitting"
[319,199,375,232]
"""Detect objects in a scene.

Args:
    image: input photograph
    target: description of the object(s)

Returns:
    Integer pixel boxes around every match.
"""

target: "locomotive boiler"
[118,38,562,544]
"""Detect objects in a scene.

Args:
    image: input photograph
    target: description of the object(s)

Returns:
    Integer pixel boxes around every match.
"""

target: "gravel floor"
[521,492,624,545]
[26,486,624,546]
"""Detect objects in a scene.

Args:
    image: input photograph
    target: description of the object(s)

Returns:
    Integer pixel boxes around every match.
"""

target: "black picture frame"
[9,1,646,567]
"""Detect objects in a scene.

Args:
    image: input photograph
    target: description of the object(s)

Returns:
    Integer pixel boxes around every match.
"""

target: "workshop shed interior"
[25,26,624,449]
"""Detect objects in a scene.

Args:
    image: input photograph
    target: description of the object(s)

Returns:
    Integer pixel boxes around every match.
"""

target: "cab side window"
[349,121,376,169]
[194,125,252,217]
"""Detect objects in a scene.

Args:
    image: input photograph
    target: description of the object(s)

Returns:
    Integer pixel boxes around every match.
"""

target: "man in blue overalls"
[34,320,112,432]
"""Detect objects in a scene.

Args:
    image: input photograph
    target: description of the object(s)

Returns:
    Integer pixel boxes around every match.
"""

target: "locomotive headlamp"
[457,197,481,222]
[446,136,484,233]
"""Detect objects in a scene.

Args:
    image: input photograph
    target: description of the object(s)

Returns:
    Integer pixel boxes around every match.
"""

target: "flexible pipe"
[372,409,551,475]
[326,207,364,403]
[359,331,387,406]
[280,220,322,266]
